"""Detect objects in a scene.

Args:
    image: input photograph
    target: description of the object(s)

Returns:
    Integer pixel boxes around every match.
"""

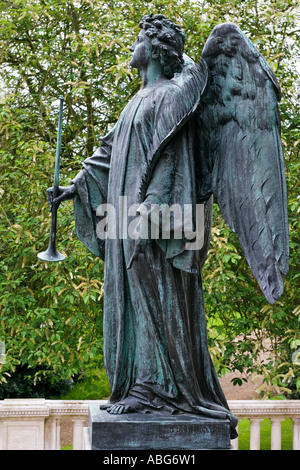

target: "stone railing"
[229,399,300,450]
[0,399,299,450]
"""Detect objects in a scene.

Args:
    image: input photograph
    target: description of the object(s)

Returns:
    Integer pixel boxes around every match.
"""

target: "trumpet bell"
[37,247,66,262]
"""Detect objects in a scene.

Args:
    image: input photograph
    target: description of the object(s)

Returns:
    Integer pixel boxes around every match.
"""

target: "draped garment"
[72,59,238,438]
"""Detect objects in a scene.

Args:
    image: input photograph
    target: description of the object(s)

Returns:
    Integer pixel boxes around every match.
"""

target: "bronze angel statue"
[49,15,289,439]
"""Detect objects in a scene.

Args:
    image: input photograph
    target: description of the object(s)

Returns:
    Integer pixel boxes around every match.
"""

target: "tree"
[0,0,299,396]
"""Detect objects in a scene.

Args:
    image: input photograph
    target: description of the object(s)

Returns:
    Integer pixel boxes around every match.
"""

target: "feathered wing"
[197,23,289,304]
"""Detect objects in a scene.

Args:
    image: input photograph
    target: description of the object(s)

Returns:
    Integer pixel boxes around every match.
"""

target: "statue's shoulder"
[147,57,208,115]
[166,56,208,90]
[167,57,208,120]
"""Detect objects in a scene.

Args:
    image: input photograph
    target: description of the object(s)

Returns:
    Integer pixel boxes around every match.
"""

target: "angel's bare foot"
[106,396,147,414]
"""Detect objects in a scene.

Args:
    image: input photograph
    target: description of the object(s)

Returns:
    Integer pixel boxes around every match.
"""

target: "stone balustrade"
[229,399,300,450]
[0,399,299,450]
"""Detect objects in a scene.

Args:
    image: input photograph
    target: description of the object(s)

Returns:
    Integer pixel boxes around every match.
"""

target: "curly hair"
[139,14,186,79]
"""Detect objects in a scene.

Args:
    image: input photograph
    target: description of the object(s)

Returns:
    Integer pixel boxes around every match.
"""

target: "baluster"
[73,418,85,450]
[293,418,300,450]
[231,421,239,450]
[250,418,261,450]
[45,417,57,450]
[271,418,282,450]
[0,418,3,450]
[56,418,61,450]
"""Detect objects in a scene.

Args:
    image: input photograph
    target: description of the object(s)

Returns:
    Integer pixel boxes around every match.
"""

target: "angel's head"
[130,14,186,79]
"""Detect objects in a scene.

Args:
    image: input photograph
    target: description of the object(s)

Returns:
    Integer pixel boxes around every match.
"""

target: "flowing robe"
[72,59,238,438]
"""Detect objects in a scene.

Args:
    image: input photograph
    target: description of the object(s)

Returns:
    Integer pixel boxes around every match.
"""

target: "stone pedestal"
[86,404,231,450]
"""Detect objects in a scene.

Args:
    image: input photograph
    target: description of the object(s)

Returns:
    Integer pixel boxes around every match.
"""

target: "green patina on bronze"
[47,15,289,441]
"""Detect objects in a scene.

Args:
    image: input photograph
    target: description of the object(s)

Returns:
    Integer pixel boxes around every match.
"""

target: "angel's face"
[129,29,152,70]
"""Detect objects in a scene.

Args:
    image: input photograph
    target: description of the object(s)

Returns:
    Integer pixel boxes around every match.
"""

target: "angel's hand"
[47,185,76,211]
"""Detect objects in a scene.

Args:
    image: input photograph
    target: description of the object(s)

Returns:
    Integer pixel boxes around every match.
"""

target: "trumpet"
[38,96,66,262]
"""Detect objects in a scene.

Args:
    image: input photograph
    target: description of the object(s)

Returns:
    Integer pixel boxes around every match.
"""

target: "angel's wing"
[196,23,289,304]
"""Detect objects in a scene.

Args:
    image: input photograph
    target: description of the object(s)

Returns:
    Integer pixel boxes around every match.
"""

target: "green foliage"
[60,367,110,400]
[0,101,106,384]
[0,364,73,399]
[0,0,299,397]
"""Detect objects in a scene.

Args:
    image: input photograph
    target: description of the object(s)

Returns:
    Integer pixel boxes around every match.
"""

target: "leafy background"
[0,0,299,398]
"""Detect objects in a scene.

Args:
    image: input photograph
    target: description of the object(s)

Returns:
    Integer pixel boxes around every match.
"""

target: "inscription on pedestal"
[88,405,231,450]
